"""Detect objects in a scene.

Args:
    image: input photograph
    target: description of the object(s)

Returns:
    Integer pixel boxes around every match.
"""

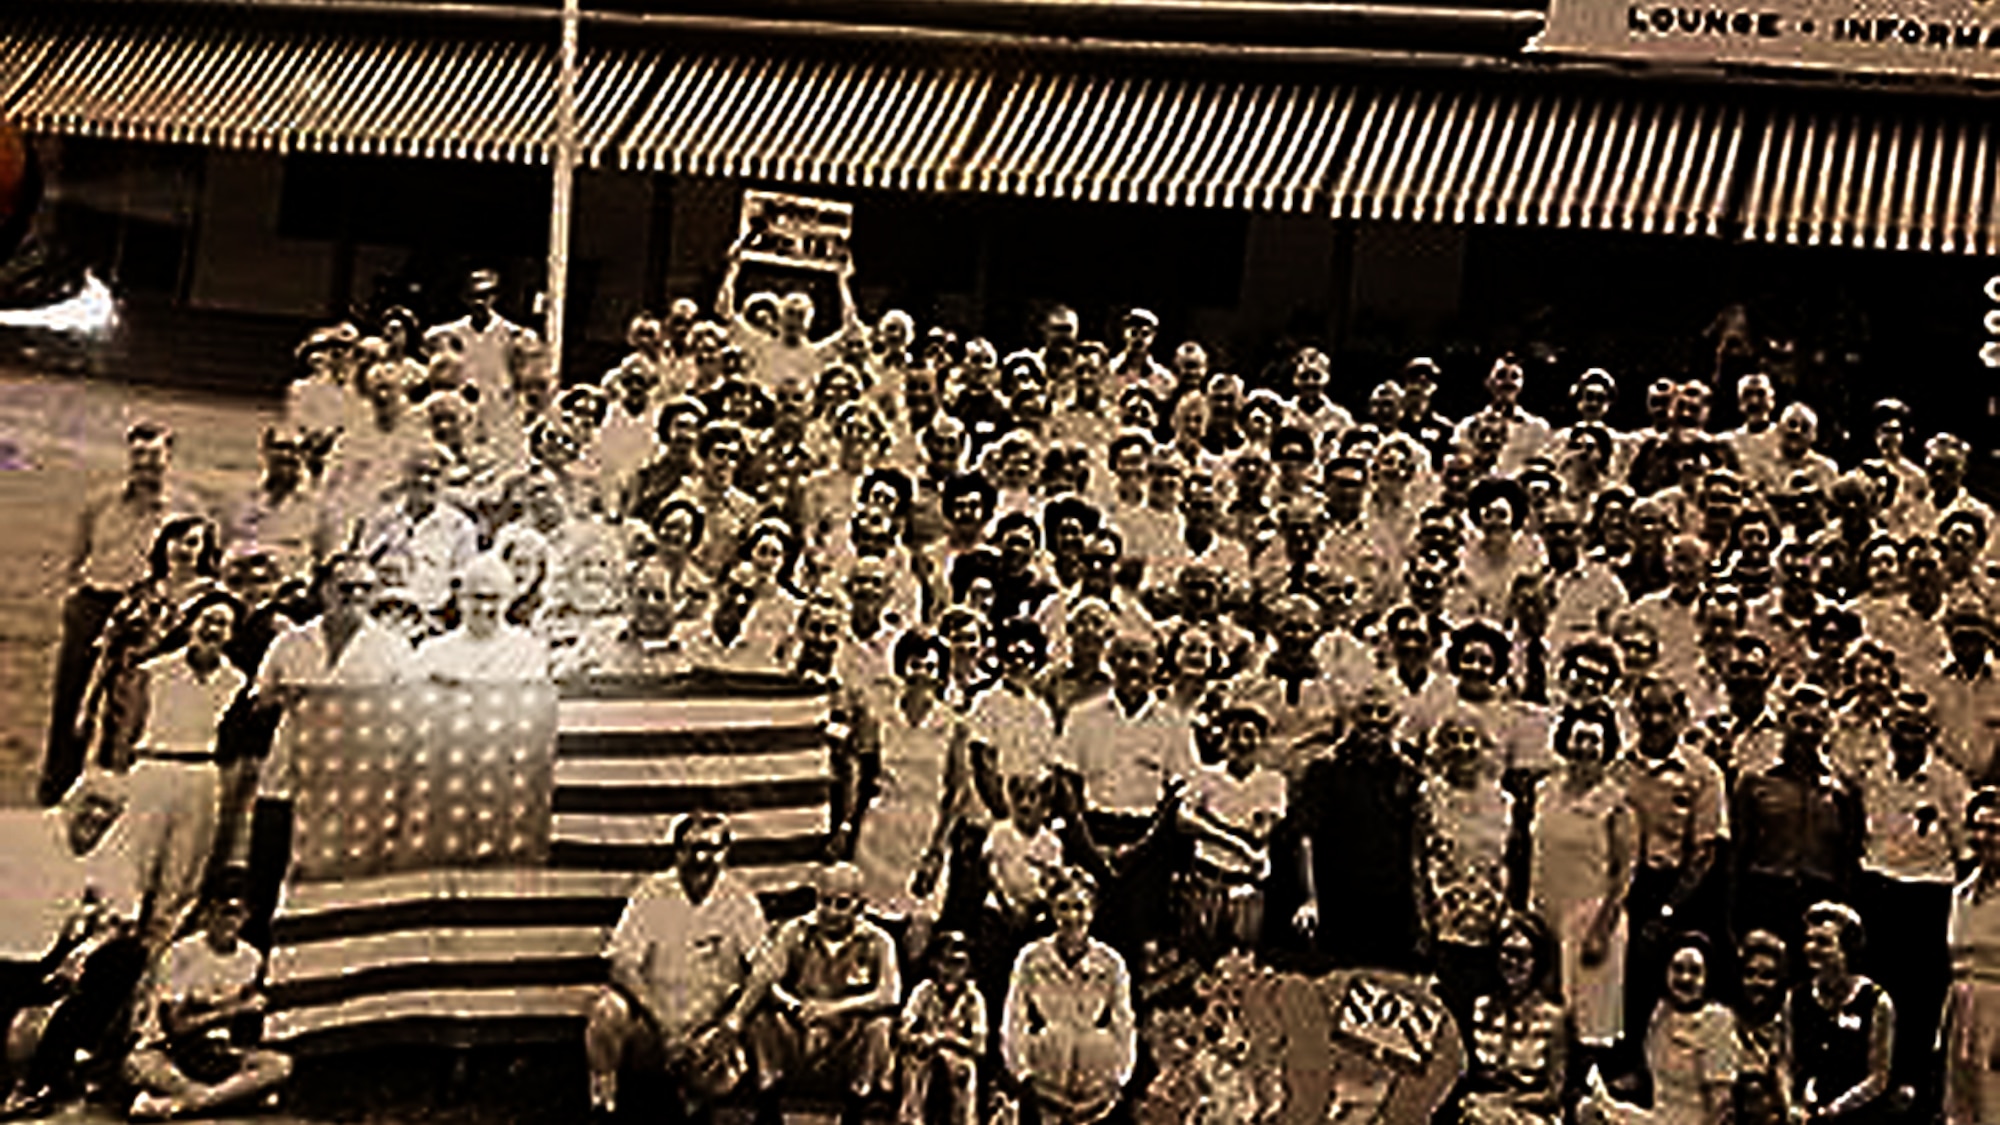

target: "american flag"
[265,670,837,1050]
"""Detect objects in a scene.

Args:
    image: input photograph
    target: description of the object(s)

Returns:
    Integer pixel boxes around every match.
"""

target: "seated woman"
[1454,912,1567,1125]
[1000,869,1136,1125]
[1789,901,1894,1124]
[413,553,551,684]
[1579,932,1738,1125]
[123,879,292,1120]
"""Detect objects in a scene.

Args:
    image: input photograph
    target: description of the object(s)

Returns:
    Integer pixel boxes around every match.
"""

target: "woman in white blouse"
[414,554,550,684]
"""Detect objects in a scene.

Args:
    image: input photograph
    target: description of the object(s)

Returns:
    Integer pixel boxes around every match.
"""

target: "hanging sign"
[1535,0,2000,81]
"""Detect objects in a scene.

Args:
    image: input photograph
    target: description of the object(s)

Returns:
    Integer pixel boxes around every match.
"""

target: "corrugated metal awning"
[959,73,1351,212]
[0,19,60,112]
[615,54,991,192]
[1739,110,1999,255]
[3,25,656,166]
[1327,88,1746,235]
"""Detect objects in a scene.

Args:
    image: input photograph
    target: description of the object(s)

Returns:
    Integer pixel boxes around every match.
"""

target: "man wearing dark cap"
[1108,308,1172,397]
[285,324,360,467]
[1396,357,1455,465]
[1925,600,2000,780]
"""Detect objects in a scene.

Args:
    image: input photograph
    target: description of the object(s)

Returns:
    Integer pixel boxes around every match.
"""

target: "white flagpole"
[545,0,580,381]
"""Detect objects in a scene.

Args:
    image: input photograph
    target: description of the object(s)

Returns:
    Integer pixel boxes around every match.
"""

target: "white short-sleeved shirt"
[1059,695,1196,818]
[968,684,1057,782]
[256,617,413,696]
[1859,754,1970,885]
[607,870,765,1036]
[135,932,263,1050]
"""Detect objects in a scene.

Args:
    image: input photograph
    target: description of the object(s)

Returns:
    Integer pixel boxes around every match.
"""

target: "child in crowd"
[895,930,985,1125]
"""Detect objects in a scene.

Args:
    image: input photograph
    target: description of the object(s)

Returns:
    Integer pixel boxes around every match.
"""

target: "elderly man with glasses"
[737,862,900,1125]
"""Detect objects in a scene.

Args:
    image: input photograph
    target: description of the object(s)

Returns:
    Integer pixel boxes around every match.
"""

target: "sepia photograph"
[0,0,1996,1121]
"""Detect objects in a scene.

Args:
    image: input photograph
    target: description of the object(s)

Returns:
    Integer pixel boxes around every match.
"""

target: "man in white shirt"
[0,772,145,1118]
[1723,373,1779,486]
[248,555,414,809]
[429,269,539,460]
[1107,308,1173,397]
[43,422,204,808]
[1061,631,1195,845]
[1855,692,1969,1109]
[360,448,480,614]
[1059,629,1196,959]
[1453,357,1551,476]
[586,813,766,1121]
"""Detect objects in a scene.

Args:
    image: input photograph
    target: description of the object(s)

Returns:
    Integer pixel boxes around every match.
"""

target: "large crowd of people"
[7,243,2000,1125]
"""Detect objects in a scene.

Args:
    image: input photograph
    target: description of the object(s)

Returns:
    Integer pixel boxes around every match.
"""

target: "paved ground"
[20,1045,879,1123]
[0,368,278,809]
